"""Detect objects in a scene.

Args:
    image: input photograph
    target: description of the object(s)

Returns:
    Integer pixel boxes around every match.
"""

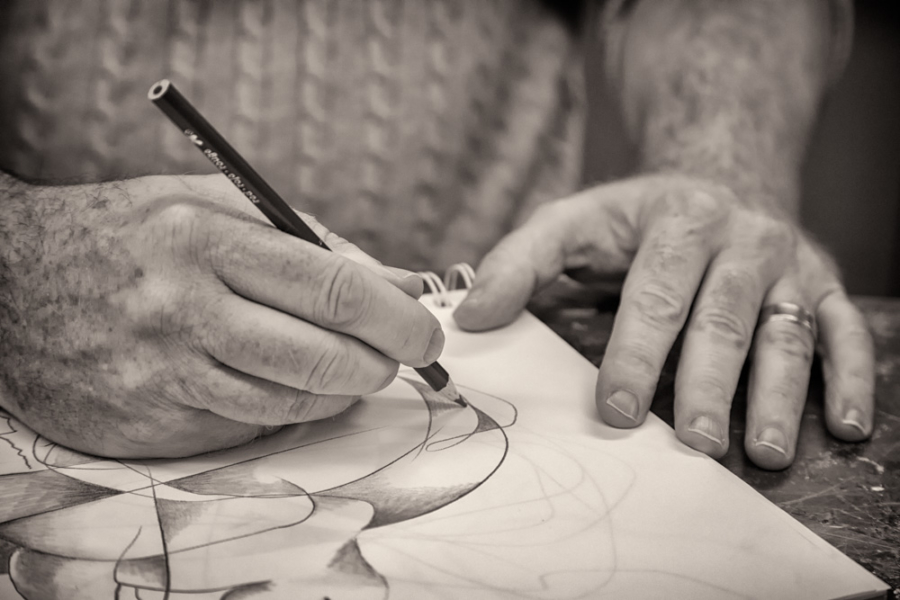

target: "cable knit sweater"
[0,0,589,271]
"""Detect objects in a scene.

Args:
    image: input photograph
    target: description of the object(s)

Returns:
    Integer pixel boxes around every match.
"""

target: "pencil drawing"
[0,373,517,599]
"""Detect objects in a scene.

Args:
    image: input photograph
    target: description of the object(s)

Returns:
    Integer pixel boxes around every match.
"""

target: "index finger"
[178,174,425,298]
[596,205,717,428]
[453,189,637,331]
[195,210,444,368]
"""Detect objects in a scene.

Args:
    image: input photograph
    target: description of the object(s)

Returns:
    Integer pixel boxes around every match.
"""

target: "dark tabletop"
[530,289,900,596]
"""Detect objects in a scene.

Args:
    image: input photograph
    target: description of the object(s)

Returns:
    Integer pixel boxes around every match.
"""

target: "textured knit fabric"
[0,0,588,272]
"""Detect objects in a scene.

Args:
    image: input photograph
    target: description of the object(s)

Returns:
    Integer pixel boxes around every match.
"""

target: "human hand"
[454,173,874,470]
[0,174,442,458]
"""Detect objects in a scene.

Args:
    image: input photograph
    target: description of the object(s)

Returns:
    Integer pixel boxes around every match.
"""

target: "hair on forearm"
[603,0,851,216]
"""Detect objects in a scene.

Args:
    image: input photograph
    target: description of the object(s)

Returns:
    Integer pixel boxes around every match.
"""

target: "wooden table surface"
[530,291,900,596]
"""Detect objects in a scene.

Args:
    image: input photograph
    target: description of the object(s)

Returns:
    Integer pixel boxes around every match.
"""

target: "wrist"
[607,0,836,218]
[638,161,800,221]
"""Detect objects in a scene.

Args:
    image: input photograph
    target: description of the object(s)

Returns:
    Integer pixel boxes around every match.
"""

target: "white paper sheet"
[0,290,888,599]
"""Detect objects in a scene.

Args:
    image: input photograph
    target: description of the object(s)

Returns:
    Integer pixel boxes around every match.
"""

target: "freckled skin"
[0,176,228,455]
[0,173,441,459]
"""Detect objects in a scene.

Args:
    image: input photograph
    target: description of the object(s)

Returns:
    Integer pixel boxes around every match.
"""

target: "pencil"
[148,79,467,408]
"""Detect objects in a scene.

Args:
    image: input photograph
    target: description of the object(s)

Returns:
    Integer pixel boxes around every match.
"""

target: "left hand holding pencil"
[0,172,442,458]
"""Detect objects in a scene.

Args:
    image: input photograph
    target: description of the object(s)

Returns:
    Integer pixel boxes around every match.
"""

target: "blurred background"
[583,0,900,297]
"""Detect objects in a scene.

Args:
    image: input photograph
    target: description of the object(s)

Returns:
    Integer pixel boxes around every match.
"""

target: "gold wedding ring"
[759,302,817,341]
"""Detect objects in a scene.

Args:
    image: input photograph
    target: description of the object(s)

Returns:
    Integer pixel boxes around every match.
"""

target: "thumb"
[453,207,570,332]
[454,185,640,331]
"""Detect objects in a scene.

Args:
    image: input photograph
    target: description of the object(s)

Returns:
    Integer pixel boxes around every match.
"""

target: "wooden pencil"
[148,79,467,408]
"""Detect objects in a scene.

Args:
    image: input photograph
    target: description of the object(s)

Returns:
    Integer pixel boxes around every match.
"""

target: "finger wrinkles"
[199,294,398,395]
[284,391,316,423]
[279,393,357,424]
[629,282,690,329]
[639,234,693,274]
[690,376,733,402]
[610,342,665,380]
[759,326,814,362]
[312,257,370,329]
[691,304,753,350]
[303,336,354,394]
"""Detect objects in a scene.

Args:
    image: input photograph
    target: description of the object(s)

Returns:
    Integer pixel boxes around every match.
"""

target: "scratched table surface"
[529,289,900,597]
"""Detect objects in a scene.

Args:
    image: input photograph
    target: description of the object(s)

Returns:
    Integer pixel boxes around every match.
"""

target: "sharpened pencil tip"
[441,378,468,408]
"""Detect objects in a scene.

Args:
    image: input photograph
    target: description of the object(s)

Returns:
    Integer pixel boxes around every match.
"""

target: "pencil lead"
[441,378,468,408]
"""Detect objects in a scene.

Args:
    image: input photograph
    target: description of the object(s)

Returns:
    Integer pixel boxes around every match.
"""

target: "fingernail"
[606,390,639,421]
[377,265,418,285]
[386,265,416,279]
[453,289,484,330]
[399,272,424,298]
[423,328,445,364]
[459,287,483,308]
[370,263,397,279]
[754,427,787,456]
[842,409,867,434]
[687,416,724,445]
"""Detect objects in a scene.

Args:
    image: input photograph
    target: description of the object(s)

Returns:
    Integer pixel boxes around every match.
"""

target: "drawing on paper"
[0,373,517,599]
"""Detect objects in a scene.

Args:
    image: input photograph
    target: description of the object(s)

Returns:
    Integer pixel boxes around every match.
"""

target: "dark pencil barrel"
[148,79,326,249]
[417,361,448,391]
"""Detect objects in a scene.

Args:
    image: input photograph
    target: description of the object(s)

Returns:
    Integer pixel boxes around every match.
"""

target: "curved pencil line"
[150,493,319,559]
[112,525,143,587]
[0,417,33,470]
[147,466,171,600]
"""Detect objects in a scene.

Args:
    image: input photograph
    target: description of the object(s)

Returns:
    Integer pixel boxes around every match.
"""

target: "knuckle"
[744,213,797,255]
[154,199,205,224]
[152,201,209,238]
[658,187,733,224]
[760,326,814,361]
[150,201,220,264]
[707,267,760,303]
[692,305,752,349]
[683,189,729,216]
[529,201,562,223]
[629,281,690,329]
[314,258,368,328]
[639,233,693,274]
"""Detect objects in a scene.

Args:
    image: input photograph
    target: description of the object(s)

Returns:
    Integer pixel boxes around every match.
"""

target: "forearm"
[0,170,34,414]
[0,170,36,259]
[0,171,112,418]
[605,0,848,216]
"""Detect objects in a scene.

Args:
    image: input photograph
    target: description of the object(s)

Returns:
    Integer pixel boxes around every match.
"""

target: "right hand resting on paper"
[0,173,442,458]
[454,174,875,471]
